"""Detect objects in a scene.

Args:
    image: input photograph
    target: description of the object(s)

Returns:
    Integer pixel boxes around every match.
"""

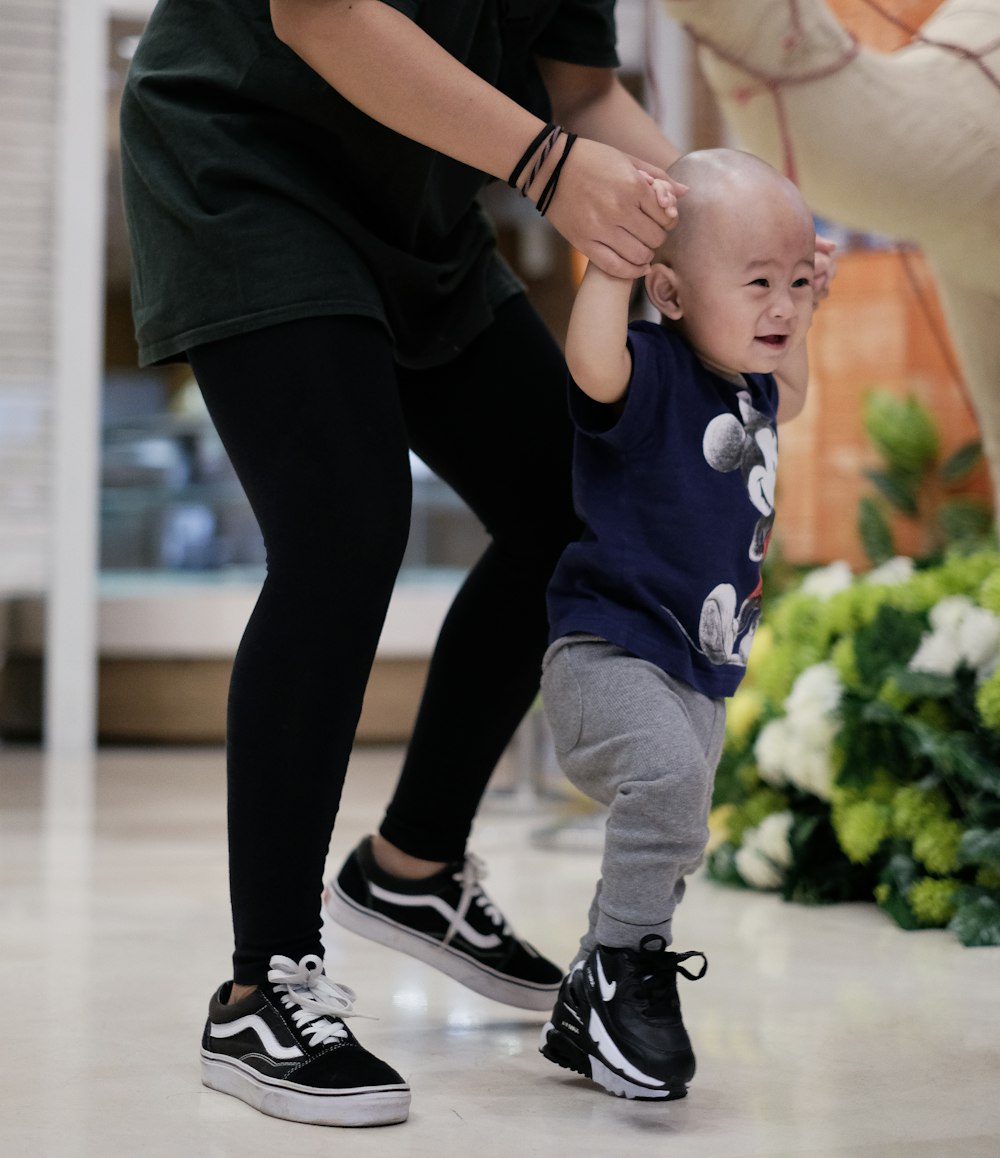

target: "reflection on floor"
[1,744,998,1157]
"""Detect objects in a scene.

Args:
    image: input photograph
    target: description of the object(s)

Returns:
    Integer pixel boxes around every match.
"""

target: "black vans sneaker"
[325,836,563,1010]
[539,935,706,1100]
[201,953,410,1127]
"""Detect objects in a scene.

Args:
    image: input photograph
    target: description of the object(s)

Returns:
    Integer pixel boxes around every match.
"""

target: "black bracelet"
[521,126,561,197]
[507,123,556,189]
[537,131,577,216]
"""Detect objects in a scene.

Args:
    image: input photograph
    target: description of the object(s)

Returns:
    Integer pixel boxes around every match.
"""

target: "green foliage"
[948,892,1000,947]
[857,390,991,565]
[939,441,983,484]
[711,550,1000,945]
[857,496,895,566]
[863,392,939,476]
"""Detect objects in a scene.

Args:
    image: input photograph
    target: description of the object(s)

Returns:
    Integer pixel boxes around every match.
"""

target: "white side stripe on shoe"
[587,1009,664,1089]
[595,952,617,1002]
[368,882,503,950]
[210,1015,304,1060]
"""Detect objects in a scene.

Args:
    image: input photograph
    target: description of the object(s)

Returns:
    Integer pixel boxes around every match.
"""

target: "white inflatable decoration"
[661,0,1000,516]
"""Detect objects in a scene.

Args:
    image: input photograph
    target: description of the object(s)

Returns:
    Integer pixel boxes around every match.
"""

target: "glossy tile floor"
[2,743,998,1158]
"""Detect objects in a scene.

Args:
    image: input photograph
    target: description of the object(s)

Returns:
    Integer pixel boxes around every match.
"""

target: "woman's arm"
[269,0,677,276]
[537,59,681,170]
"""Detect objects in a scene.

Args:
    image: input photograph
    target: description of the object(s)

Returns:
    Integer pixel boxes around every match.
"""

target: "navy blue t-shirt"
[546,321,780,699]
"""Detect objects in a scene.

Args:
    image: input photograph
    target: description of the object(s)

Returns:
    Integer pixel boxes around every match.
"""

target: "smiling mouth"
[756,334,788,348]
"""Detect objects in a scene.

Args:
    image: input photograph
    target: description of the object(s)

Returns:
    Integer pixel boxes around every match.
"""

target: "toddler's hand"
[637,169,681,226]
[813,235,837,307]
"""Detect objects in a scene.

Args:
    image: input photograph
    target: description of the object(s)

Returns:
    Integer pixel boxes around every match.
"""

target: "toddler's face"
[666,195,815,381]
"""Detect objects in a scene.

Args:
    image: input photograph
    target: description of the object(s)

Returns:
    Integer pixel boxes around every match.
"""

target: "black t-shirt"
[547,323,781,699]
[120,0,618,367]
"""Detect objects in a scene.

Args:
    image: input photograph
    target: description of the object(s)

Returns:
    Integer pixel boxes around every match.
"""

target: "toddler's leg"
[541,639,725,957]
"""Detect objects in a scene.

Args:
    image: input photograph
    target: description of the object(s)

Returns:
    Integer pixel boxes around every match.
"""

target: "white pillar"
[46,0,106,758]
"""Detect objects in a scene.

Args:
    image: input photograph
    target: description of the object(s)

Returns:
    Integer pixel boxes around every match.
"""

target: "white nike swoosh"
[369,882,502,950]
[595,952,617,1002]
[588,1009,664,1088]
[210,1014,304,1061]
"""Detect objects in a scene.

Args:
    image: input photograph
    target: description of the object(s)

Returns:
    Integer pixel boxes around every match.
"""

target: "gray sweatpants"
[540,635,726,959]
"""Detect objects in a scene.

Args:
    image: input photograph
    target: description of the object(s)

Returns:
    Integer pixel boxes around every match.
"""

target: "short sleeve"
[569,323,672,449]
[533,0,619,68]
[377,0,421,18]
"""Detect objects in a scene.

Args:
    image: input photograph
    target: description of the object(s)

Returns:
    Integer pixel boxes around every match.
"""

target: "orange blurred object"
[777,247,988,568]
[825,0,945,51]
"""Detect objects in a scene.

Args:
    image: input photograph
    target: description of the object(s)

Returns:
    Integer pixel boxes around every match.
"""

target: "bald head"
[660,149,813,268]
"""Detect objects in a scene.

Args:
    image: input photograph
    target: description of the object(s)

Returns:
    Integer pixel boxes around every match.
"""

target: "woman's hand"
[538,138,685,278]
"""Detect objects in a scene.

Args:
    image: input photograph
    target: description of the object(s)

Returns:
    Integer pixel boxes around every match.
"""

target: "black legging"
[188,296,579,983]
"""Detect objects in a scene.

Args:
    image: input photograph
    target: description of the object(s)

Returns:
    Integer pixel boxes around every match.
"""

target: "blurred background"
[0,0,992,752]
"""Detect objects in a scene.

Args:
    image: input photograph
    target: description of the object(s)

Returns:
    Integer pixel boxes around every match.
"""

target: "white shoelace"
[442,853,512,947]
[267,954,359,1048]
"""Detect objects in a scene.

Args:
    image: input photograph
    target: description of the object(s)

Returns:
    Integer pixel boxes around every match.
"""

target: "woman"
[121,0,683,1127]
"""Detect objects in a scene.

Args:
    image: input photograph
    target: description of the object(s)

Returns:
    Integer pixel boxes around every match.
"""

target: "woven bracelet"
[537,132,577,217]
[507,123,556,189]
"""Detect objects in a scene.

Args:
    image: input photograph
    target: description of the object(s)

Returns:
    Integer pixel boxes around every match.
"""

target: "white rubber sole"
[325,884,561,1012]
[201,1053,411,1127]
[539,1020,679,1102]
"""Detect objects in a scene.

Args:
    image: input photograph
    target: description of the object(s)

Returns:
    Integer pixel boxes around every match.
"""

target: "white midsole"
[325,886,560,1012]
[201,1053,410,1127]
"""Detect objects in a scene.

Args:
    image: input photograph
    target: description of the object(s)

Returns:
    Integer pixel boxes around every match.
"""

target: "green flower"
[908,877,960,926]
[727,786,789,846]
[975,669,1000,732]
[832,799,891,864]
[978,568,1000,616]
[912,818,964,875]
[830,636,859,687]
[877,675,911,711]
[892,784,951,841]
[915,701,953,731]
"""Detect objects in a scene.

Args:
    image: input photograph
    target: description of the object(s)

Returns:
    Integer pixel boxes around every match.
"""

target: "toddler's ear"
[644,263,683,320]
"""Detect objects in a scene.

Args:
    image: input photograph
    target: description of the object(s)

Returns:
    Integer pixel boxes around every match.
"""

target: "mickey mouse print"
[697,389,777,666]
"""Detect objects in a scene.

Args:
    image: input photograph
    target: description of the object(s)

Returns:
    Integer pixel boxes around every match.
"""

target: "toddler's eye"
[750,278,769,287]
[793,277,811,288]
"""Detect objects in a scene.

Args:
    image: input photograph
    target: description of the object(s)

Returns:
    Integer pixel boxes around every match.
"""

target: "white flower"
[751,664,842,800]
[957,607,1000,679]
[864,556,914,587]
[735,811,794,889]
[754,811,794,866]
[800,560,853,600]
[754,718,790,787]
[929,595,974,633]
[783,734,836,800]
[784,662,843,719]
[735,844,784,889]
[909,626,963,676]
[908,597,1000,681]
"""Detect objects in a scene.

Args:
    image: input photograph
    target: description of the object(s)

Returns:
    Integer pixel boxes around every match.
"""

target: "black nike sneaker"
[324,836,563,1010]
[201,953,410,1126]
[539,935,707,1100]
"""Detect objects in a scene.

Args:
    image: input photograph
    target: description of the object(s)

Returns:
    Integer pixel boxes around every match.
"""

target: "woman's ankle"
[370,832,448,880]
[227,982,258,1005]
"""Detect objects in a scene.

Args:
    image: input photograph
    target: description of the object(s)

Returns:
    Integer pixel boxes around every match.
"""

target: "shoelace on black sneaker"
[443,853,513,947]
[267,954,360,1048]
[635,934,707,1015]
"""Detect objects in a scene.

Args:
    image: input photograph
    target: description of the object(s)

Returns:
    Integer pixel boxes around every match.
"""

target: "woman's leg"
[379,295,579,860]
[189,316,412,984]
